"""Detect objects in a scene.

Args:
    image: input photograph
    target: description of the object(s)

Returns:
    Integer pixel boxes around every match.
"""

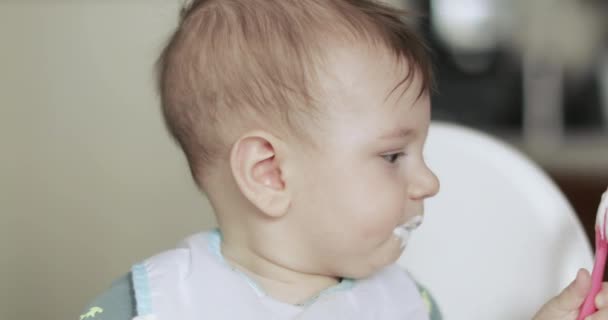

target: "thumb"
[554,268,592,311]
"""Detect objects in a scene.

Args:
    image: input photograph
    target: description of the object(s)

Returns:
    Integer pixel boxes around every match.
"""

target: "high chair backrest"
[399,122,593,319]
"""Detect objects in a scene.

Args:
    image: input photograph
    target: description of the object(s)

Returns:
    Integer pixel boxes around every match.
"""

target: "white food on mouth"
[393,215,423,249]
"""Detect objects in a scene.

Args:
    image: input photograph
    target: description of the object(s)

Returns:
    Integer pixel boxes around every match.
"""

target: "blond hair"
[157,0,433,186]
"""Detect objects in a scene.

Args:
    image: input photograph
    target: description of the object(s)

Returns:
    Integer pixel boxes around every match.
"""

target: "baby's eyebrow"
[378,128,414,140]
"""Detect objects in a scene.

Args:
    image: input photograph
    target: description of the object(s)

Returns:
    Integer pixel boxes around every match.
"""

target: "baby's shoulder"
[78,231,215,320]
[79,273,135,320]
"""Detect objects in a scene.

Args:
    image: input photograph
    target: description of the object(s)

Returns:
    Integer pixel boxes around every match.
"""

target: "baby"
[81,1,608,319]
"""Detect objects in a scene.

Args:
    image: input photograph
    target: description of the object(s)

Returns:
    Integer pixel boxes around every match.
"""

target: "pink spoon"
[578,189,608,320]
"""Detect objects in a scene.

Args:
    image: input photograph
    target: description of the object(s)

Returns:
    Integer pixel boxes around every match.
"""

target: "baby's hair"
[156,0,433,187]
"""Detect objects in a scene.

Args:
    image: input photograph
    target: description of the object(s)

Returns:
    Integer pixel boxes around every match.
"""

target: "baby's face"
[286,45,440,278]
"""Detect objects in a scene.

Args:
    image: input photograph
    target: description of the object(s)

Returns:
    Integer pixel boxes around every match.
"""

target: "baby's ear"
[230,131,290,218]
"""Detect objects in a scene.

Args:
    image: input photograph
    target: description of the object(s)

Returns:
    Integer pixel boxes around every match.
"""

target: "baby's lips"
[404,215,423,231]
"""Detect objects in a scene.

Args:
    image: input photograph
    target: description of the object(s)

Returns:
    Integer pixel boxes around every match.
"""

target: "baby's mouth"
[393,215,423,249]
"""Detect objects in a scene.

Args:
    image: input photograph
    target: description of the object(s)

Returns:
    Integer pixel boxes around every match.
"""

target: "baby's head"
[157,0,440,279]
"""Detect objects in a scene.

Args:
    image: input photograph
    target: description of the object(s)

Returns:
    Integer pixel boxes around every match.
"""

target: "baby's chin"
[324,219,424,279]
[333,243,405,280]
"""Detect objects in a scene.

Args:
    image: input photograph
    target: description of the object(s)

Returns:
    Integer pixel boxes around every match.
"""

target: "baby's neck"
[221,242,340,305]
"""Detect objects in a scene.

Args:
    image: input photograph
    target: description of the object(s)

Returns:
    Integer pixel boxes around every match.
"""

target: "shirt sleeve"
[79,273,136,320]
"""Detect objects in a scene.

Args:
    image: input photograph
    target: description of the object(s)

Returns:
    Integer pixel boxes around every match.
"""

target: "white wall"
[0,2,216,319]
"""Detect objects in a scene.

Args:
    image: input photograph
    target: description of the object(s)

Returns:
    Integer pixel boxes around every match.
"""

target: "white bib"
[131,230,429,320]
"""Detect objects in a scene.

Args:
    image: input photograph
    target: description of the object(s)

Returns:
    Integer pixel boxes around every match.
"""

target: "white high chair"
[399,122,594,319]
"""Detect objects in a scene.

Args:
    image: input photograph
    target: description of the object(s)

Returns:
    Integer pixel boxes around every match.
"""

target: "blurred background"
[386,0,608,240]
[0,1,606,319]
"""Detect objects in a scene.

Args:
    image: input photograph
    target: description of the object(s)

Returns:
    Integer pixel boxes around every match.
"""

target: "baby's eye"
[382,152,405,164]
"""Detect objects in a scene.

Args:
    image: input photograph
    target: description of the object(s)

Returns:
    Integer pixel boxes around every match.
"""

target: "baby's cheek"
[357,201,403,240]
[339,174,404,240]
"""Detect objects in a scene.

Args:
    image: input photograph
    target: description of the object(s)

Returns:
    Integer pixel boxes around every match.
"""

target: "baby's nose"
[409,164,440,200]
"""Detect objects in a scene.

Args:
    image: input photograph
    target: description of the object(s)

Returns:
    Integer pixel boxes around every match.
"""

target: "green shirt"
[80,272,443,320]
